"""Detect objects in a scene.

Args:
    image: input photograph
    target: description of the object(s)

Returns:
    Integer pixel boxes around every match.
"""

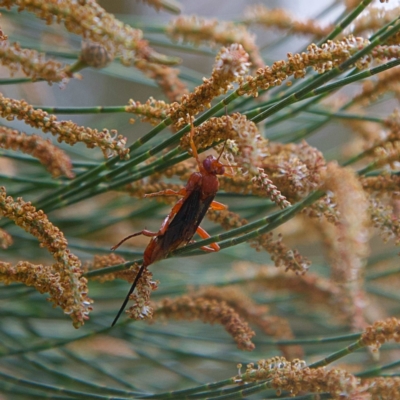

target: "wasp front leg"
[144,188,187,198]
[210,200,227,210]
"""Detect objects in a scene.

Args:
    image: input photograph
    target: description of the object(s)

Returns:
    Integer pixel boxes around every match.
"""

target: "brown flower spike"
[0,187,92,327]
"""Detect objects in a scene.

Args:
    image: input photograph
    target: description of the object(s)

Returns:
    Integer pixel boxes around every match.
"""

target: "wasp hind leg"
[196,225,220,252]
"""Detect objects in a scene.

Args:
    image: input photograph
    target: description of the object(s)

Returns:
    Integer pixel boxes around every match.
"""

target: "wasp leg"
[189,121,202,170]
[111,229,158,251]
[144,188,187,198]
[210,200,227,210]
[196,225,220,252]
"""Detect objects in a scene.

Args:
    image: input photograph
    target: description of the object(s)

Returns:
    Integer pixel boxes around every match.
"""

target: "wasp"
[111,122,232,326]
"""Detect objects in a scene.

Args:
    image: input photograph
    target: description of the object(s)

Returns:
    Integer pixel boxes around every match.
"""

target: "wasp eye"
[203,156,214,172]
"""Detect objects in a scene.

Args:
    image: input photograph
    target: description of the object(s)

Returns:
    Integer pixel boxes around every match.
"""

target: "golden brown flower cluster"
[0,260,91,327]
[252,232,311,275]
[235,357,364,399]
[363,377,400,400]
[179,113,315,209]
[0,187,91,327]
[355,68,400,106]
[208,209,310,275]
[180,115,239,152]
[154,295,255,350]
[180,113,268,173]
[126,266,158,321]
[372,141,400,169]
[361,317,400,349]
[0,126,74,178]
[261,141,326,202]
[0,93,129,159]
[349,5,400,37]
[195,285,302,359]
[0,26,7,41]
[125,97,169,126]
[83,254,136,283]
[0,41,72,83]
[361,173,400,194]
[241,261,339,304]
[167,15,263,68]
[251,168,291,209]
[244,5,332,38]
[321,162,370,329]
[0,227,12,249]
[240,36,371,97]
[168,44,250,126]
[368,196,400,244]
[0,0,171,66]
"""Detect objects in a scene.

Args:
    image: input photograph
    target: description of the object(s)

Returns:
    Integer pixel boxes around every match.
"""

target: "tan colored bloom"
[0,260,92,327]
[154,295,255,350]
[354,69,400,106]
[125,266,158,321]
[0,41,72,83]
[372,141,400,169]
[236,357,365,399]
[125,97,169,126]
[260,141,326,202]
[0,187,91,327]
[0,126,74,178]
[361,317,400,349]
[180,113,268,173]
[233,261,339,304]
[321,162,370,330]
[208,210,310,275]
[241,36,371,97]
[0,26,7,41]
[0,93,129,159]
[0,0,171,66]
[348,6,400,37]
[195,286,303,359]
[0,228,12,249]
[168,44,250,125]
[363,377,400,399]
[251,168,291,209]
[167,16,263,68]
[244,5,332,38]
[368,196,400,245]
[83,254,137,283]
[361,174,400,193]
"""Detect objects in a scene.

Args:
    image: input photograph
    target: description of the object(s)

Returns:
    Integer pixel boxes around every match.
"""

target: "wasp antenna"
[111,264,146,326]
[111,231,144,251]
[217,110,232,162]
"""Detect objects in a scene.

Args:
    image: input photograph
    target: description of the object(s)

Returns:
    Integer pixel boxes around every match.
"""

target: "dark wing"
[159,188,215,254]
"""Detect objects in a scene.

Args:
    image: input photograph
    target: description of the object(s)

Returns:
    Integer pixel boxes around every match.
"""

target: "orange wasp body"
[111,125,230,326]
